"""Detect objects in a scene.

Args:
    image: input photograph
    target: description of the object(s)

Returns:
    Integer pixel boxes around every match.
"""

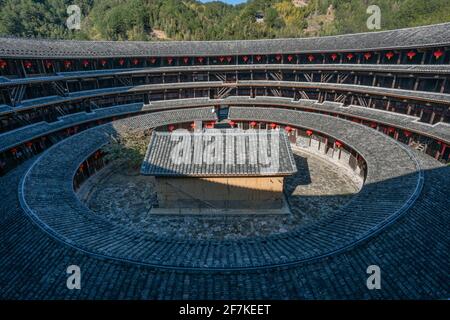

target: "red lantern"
[79,164,85,172]
[183,57,189,64]
[167,57,173,65]
[229,121,235,127]
[364,52,372,60]
[270,123,277,129]
[275,54,282,62]
[26,142,33,149]
[24,61,32,69]
[226,56,232,63]
[388,127,395,133]
[256,55,262,62]
[149,58,157,64]
[64,60,71,69]
[284,126,292,132]
[403,130,412,137]
[242,56,249,63]
[370,122,377,128]
[433,50,444,59]
[168,125,175,132]
[407,51,416,60]
[306,130,313,136]
[335,141,343,148]
[100,59,107,66]
[307,54,315,62]
[219,56,225,63]
[250,121,257,127]
[132,58,139,65]
[11,148,17,154]
[330,53,338,61]
[0,59,7,69]
[346,53,354,60]
[287,55,294,62]
[118,58,125,66]
[385,52,394,60]
[197,57,204,63]
[190,122,196,129]
[82,59,89,67]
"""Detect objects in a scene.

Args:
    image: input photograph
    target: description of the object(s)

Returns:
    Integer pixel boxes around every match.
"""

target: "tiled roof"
[1,23,449,58]
[141,129,297,177]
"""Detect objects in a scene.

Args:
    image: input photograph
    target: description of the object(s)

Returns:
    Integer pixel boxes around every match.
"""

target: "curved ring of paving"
[19,107,425,270]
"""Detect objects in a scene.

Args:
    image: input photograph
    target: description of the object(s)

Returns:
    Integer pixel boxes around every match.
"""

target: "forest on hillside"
[0,0,449,41]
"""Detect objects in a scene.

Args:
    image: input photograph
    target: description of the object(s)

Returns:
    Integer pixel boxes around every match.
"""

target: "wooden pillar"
[440,78,447,93]
[430,110,436,124]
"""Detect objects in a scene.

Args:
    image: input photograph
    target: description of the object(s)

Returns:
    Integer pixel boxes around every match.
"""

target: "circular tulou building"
[0,23,449,299]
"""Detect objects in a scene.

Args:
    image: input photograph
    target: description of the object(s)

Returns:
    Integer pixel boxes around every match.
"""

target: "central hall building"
[141,129,297,214]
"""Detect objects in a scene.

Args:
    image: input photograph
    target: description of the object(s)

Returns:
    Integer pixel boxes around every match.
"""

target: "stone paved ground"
[78,150,359,240]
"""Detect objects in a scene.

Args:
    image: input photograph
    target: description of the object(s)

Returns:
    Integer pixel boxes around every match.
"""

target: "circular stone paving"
[77,149,361,241]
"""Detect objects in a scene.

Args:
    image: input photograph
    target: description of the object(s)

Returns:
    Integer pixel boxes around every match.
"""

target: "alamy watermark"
[66,5,81,30]
[367,5,381,30]
[66,265,81,290]
[366,265,381,290]
[168,129,281,173]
